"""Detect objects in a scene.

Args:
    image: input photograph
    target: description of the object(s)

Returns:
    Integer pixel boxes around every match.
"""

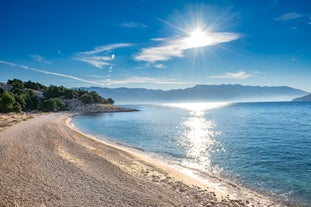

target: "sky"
[0,0,310,91]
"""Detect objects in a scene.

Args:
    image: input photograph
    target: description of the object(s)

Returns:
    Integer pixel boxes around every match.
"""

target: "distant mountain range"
[78,84,309,104]
[292,94,311,102]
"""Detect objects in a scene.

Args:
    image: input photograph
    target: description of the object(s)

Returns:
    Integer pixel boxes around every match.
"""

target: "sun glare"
[190,28,206,39]
[165,102,230,112]
[184,28,212,48]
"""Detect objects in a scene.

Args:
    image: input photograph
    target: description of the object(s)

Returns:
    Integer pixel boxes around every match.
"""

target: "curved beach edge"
[66,113,288,207]
[0,112,290,206]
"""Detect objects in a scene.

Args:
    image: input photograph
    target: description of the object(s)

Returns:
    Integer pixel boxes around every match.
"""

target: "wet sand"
[0,112,285,206]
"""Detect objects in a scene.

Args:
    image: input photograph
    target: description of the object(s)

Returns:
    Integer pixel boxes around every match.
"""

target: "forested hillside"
[0,79,114,113]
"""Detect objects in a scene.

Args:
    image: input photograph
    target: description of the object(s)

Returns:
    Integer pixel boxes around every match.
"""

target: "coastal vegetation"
[0,79,114,113]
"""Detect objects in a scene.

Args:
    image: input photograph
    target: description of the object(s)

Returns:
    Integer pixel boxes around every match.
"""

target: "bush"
[14,93,27,109]
[107,98,115,105]
[43,85,66,99]
[54,98,65,111]
[89,91,106,103]
[24,89,39,110]
[81,94,94,104]
[40,98,65,112]
[13,102,22,113]
[8,79,24,90]
[64,89,77,99]
[24,80,46,91]
[0,91,16,113]
[41,98,57,112]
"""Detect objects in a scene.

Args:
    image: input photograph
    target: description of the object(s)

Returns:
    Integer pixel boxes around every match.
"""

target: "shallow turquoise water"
[72,102,311,206]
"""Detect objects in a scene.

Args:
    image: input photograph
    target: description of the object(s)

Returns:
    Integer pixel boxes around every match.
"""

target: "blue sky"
[0,0,310,91]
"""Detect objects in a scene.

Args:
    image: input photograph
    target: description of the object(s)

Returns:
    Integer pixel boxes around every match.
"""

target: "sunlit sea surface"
[72,102,311,205]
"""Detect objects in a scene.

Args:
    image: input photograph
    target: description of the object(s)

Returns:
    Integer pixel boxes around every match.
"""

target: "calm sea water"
[72,102,311,205]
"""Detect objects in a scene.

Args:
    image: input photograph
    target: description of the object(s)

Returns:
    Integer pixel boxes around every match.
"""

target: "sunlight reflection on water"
[165,102,230,111]
[166,102,230,174]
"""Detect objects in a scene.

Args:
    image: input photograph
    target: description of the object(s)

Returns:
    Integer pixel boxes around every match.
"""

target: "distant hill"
[79,84,308,104]
[292,94,311,102]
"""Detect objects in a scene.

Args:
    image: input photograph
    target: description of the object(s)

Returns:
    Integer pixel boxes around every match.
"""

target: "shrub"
[8,79,24,90]
[0,91,16,113]
[54,98,65,111]
[107,98,115,105]
[41,98,58,112]
[81,94,94,104]
[13,102,22,113]
[40,98,65,112]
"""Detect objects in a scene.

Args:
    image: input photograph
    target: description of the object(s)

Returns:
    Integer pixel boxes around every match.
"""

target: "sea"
[72,102,311,206]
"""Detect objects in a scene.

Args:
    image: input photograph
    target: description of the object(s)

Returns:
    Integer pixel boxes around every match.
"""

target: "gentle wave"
[72,102,311,206]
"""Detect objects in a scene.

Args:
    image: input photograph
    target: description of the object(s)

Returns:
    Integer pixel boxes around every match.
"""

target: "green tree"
[24,80,39,90]
[41,98,57,112]
[8,79,24,90]
[0,91,16,113]
[13,102,22,113]
[14,93,27,109]
[64,89,77,99]
[54,98,65,111]
[24,80,46,91]
[40,98,65,112]
[107,98,115,105]
[81,94,94,104]
[89,91,105,103]
[43,85,67,99]
[24,89,39,110]
[76,89,88,99]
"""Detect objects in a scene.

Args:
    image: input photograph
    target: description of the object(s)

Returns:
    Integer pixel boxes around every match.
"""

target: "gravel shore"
[0,113,282,206]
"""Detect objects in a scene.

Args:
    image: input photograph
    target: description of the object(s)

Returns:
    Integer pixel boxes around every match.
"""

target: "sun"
[190,28,206,39]
[184,28,212,48]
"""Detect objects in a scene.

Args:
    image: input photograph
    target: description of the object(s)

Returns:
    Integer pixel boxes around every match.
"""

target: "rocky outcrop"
[64,99,137,113]
[0,82,12,91]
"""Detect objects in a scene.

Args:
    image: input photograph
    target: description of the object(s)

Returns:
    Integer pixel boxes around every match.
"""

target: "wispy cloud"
[78,43,132,55]
[209,70,256,79]
[0,60,106,86]
[275,12,304,21]
[121,22,148,29]
[75,56,112,69]
[134,32,240,62]
[88,74,107,78]
[102,76,191,85]
[74,43,132,69]
[30,54,51,64]
[155,63,166,69]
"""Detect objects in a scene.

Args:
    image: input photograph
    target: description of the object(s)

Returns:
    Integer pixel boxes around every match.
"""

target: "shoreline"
[0,112,298,206]
[66,116,225,199]
[67,113,288,207]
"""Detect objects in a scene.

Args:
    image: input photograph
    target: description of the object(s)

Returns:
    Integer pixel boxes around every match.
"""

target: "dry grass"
[0,113,38,131]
